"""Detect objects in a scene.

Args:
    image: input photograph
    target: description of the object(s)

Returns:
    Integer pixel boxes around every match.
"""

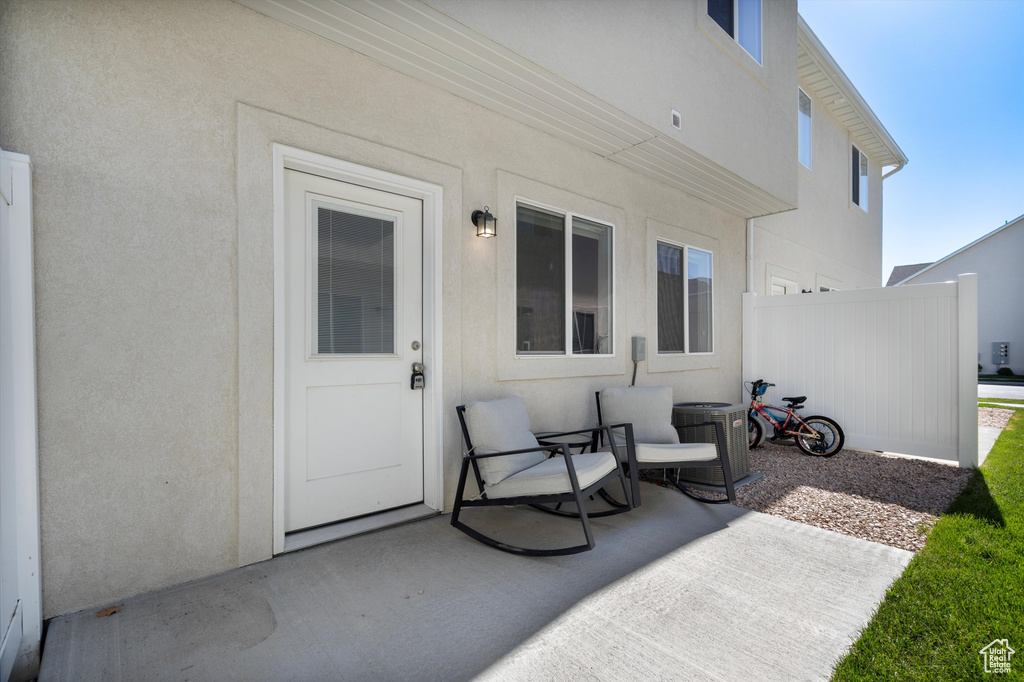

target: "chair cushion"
[599,387,680,444]
[634,442,718,464]
[484,451,618,499]
[463,397,547,485]
[600,442,718,464]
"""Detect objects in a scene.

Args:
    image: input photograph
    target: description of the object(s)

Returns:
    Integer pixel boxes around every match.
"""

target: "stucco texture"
[1,0,748,617]
[753,76,885,294]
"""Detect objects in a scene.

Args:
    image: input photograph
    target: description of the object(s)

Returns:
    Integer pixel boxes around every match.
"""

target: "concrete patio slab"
[39,484,911,682]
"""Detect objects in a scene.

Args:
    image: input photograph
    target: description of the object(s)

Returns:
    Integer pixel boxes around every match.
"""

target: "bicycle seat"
[782,396,806,405]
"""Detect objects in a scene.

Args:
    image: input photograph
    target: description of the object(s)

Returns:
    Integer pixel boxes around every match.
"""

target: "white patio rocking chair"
[452,396,633,556]
[596,386,736,506]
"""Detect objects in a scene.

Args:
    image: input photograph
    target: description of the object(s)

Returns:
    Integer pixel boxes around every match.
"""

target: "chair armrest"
[540,425,605,438]
[465,444,570,460]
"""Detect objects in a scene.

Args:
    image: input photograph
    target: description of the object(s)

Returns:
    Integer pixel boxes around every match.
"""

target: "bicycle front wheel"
[795,416,844,457]
[747,411,764,449]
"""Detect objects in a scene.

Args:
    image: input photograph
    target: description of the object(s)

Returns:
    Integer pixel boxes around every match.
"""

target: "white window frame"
[770,276,798,296]
[707,0,763,65]
[852,144,869,212]
[656,238,715,356]
[514,198,615,358]
[798,88,812,169]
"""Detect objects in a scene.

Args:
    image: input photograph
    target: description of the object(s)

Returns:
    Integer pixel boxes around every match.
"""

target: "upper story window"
[798,88,812,169]
[657,241,713,354]
[707,0,762,64]
[516,203,613,356]
[852,145,868,211]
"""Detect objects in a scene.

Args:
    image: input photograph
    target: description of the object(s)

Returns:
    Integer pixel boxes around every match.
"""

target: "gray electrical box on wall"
[993,342,1010,365]
[632,336,646,362]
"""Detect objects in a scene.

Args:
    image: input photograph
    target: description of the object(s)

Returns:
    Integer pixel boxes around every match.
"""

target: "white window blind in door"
[316,205,395,354]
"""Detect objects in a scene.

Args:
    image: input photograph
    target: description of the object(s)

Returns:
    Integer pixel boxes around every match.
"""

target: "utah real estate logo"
[980,639,1015,674]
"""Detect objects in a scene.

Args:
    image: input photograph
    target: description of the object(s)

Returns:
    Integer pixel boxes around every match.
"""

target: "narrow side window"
[657,241,713,354]
[798,89,812,169]
[852,145,868,211]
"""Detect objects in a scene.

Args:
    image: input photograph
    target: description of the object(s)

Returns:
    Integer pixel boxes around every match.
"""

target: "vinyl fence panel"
[742,275,978,467]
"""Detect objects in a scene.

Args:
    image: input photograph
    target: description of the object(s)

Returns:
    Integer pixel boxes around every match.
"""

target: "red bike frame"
[748,392,820,441]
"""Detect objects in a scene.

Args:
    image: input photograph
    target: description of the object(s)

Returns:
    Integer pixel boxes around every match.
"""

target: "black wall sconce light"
[472,206,496,238]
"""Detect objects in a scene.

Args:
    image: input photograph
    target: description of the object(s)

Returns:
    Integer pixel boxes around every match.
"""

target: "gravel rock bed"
[731,442,972,551]
[647,409,1018,551]
[980,406,1015,429]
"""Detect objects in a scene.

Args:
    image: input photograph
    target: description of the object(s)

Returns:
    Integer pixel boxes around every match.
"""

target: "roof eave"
[797,14,908,170]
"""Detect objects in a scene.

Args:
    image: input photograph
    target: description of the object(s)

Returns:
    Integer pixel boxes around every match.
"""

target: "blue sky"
[797,0,1024,284]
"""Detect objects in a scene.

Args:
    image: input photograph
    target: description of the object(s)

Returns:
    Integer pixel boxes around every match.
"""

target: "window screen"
[688,248,713,353]
[852,146,868,210]
[516,204,565,354]
[571,217,612,354]
[657,243,686,353]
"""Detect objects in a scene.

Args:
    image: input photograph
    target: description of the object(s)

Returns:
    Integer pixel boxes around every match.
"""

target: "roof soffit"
[797,15,907,170]
[236,0,794,218]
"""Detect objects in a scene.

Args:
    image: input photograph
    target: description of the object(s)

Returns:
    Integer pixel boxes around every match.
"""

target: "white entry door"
[284,169,424,532]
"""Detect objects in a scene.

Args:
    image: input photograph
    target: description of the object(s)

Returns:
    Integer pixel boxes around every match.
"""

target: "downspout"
[746,218,754,293]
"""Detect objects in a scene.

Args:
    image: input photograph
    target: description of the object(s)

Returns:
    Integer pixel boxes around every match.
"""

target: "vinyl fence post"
[957,273,979,468]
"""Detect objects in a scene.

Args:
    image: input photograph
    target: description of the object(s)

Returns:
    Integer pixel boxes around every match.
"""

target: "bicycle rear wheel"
[795,416,844,457]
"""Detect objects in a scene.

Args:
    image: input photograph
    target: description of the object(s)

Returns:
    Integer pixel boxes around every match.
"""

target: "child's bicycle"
[746,379,845,457]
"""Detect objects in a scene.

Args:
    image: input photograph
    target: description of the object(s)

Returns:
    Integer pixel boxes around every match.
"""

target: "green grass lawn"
[831,407,1024,681]
[980,398,1024,405]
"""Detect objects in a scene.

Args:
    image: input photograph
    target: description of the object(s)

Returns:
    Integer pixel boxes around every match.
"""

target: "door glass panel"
[316,205,395,354]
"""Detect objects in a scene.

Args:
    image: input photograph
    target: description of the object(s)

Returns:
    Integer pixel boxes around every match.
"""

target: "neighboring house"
[753,17,907,295]
[886,262,932,287]
[0,0,905,631]
[892,214,1024,374]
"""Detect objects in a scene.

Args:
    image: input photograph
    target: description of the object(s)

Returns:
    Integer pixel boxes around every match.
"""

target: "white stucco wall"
[750,79,885,295]
[0,0,753,616]
[902,220,1024,374]
[428,0,799,209]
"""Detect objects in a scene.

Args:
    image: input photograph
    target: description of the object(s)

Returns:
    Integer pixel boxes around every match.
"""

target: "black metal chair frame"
[595,392,736,506]
[452,405,634,557]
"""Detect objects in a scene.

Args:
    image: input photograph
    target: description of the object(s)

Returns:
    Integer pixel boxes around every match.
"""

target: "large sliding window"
[707,0,762,64]
[517,203,613,356]
[657,241,713,354]
[798,88,812,169]
[852,145,868,211]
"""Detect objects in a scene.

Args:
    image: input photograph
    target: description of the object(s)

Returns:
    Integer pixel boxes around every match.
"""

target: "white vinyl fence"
[742,274,978,467]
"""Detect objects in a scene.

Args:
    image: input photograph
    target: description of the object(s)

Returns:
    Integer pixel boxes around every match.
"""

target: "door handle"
[411,362,425,390]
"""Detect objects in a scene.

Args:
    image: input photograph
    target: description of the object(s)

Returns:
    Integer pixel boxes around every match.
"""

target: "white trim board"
[271,144,445,555]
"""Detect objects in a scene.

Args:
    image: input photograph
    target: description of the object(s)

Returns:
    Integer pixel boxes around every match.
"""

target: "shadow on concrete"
[39,484,746,681]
